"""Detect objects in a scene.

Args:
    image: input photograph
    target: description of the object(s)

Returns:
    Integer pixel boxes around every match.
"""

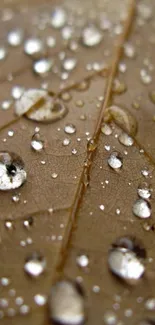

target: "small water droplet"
[12,194,20,203]
[50,7,67,29]
[24,252,46,278]
[138,182,152,199]
[0,152,26,190]
[108,236,146,284]
[76,255,89,268]
[103,310,117,325]
[34,294,47,306]
[49,279,85,325]
[0,46,7,61]
[24,38,44,58]
[124,42,136,58]
[19,304,30,315]
[140,69,152,85]
[51,173,58,179]
[31,132,44,152]
[1,100,12,110]
[99,204,105,211]
[101,123,112,135]
[145,298,155,311]
[118,132,134,147]
[23,217,33,229]
[62,138,70,146]
[63,58,77,71]
[87,138,97,152]
[82,24,102,47]
[112,79,127,94]
[77,80,90,91]
[64,124,76,134]
[7,28,23,46]
[34,58,52,76]
[108,152,123,170]
[11,86,24,99]
[5,220,13,230]
[133,199,151,219]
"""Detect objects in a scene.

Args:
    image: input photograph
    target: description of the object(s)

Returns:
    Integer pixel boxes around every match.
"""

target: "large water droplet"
[49,279,85,325]
[24,252,46,278]
[15,89,68,123]
[50,7,67,29]
[133,199,151,219]
[138,182,152,200]
[108,152,123,170]
[0,152,26,190]
[118,132,134,147]
[82,24,102,47]
[31,132,44,152]
[108,236,146,284]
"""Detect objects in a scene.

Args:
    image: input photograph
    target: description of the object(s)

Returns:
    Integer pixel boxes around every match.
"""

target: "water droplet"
[7,28,23,47]
[112,79,127,94]
[8,130,14,137]
[34,58,52,76]
[108,152,123,170]
[12,194,20,203]
[23,216,33,229]
[137,3,152,20]
[124,42,136,58]
[49,279,85,325]
[108,236,146,284]
[31,132,44,152]
[34,294,47,306]
[1,100,12,110]
[62,138,70,146]
[76,255,89,268]
[77,80,90,91]
[145,298,155,311]
[105,105,137,136]
[11,86,24,100]
[87,138,97,152]
[101,123,112,135]
[5,220,13,230]
[15,89,68,122]
[82,24,102,47]
[0,152,26,190]
[0,46,7,61]
[24,252,46,278]
[50,7,67,29]
[62,26,73,40]
[99,204,105,211]
[133,199,151,219]
[24,38,44,58]
[1,277,10,286]
[140,69,152,85]
[19,304,30,315]
[118,132,134,147]
[103,310,117,325]
[63,58,77,71]
[138,182,152,200]
[64,124,76,134]
[51,173,58,179]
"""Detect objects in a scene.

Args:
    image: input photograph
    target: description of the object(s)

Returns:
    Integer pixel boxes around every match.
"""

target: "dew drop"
[24,38,44,58]
[64,124,76,134]
[140,69,152,85]
[101,123,112,135]
[7,28,23,47]
[34,294,47,306]
[76,255,89,268]
[87,138,97,152]
[12,194,20,203]
[0,46,7,61]
[24,252,46,278]
[108,236,146,284]
[1,100,12,110]
[5,220,13,230]
[145,298,155,311]
[63,58,77,71]
[103,310,117,325]
[112,79,127,94]
[34,58,53,76]
[105,105,137,136]
[11,86,24,99]
[82,24,102,47]
[77,80,90,91]
[108,151,123,170]
[0,152,26,190]
[50,7,67,29]
[133,199,151,219]
[49,279,85,325]
[138,182,152,200]
[124,42,136,58]
[31,132,44,152]
[23,216,33,229]
[118,132,134,147]
[15,89,68,123]
[62,138,70,146]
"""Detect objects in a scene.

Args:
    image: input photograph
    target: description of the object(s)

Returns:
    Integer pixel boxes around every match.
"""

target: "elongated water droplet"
[24,252,46,278]
[31,133,44,152]
[118,132,134,147]
[133,199,151,219]
[0,152,26,190]
[108,152,123,170]
[82,24,102,47]
[51,7,67,29]
[108,236,146,284]
[49,279,85,325]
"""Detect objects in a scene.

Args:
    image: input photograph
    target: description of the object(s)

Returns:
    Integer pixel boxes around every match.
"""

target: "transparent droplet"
[7,28,23,47]
[108,236,146,284]
[137,3,152,20]
[11,86,24,99]
[15,89,68,123]
[77,80,90,91]
[19,304,30,315]
[105,105,137,136]
[62,138,70,146]
[118,132,134,147]
[49,279,85,325]
[0,46,7,61]
[24,38,44,58]
[76,255,89,268]
[46,36,56,48]
[108,152,123,170]
[24,252,46,278]
[82,24,102,47]
[34,294,47,306]
[138,182,152,200]
[87,138,97,152]
[124,42,136,58]
[0,152,26,190]
[64,124,76,134]
[63,58,77,71]
[112,79,127,94]
[140,69,152,85]
[133,199,151,219]
[12,194,20,203]
[1,277,10,286]
[5,220,13,230]
[31,133,44,152]
[34,58,52,76]
[50,7,67,29]
[101,123,112,135]
[1,100,12,110]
